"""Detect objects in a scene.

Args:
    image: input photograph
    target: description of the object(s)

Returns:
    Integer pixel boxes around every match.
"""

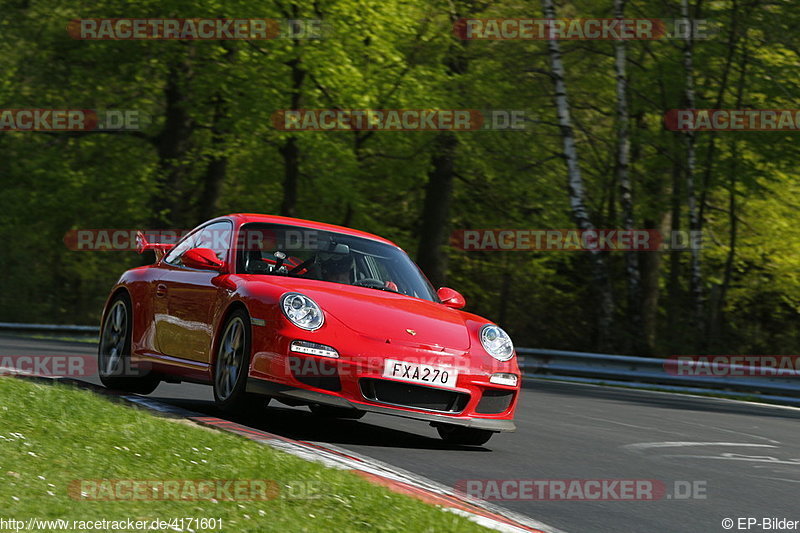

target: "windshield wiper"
[353,279,401,294]
[361,285,399,293]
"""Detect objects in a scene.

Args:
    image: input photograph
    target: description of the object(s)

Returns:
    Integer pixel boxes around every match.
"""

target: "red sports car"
[98,214,520,445]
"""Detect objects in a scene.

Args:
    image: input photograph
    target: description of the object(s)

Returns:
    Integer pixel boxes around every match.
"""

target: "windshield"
[236,223,437,302]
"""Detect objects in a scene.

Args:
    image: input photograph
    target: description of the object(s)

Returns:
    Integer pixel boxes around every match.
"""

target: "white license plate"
[382,359,458,388]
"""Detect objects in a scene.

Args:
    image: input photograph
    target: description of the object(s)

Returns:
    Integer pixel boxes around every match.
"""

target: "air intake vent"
[360,378,469,413]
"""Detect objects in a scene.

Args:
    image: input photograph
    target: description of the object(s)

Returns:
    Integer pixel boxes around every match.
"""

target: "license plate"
[382,359,458,388]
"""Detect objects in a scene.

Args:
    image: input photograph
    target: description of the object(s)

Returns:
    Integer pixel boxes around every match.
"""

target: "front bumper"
[246,377,517,432]
[246,311,521,432]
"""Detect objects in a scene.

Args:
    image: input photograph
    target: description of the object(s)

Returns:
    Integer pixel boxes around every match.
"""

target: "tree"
[541,0,614,349]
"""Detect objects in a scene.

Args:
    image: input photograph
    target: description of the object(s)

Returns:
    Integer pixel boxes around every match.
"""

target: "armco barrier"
[1,323,798,400]
[0,322,99,336]
[517,348,800,399]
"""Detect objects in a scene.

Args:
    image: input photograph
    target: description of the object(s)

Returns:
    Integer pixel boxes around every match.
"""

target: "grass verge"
[0,377,490,533]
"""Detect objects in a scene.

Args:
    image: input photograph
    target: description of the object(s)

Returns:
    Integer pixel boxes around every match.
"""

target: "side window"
[193,221,232,263]
[163,233,197,266]
[163,221,232,267]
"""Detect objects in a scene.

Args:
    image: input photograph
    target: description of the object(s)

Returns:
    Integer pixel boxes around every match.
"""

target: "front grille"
[475,390,515,414]
[289,357,341,392]
[360,378,469,413]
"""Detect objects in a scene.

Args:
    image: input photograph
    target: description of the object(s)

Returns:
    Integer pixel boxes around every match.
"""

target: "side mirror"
[182,247,224,271]
[437,287,466,309]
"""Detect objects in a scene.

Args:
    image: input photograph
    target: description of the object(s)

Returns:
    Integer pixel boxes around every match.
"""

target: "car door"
[156,220,233,363]
[152,229,197,357]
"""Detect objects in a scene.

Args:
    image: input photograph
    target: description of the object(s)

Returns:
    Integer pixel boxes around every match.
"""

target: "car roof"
[224,213,398,247]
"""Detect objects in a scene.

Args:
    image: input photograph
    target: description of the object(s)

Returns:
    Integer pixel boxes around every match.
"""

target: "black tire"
[98,293,160,394]
[436,424,494,446]
[309,404,365,419]
[212,308,263,413]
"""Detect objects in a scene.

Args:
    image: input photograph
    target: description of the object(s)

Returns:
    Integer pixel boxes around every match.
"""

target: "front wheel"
[213,309,263,413]
[436,424,495,446]
[98,294,160,394]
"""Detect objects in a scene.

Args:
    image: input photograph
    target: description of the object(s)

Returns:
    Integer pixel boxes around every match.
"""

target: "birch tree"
[613,0,642,351]
[680,0,703,334]
[541,0,614,347]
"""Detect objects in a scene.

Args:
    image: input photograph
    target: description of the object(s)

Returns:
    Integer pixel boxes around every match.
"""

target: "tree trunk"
[415,3,469,288]
[198,44,236,222]
[279,136,300,217]
[698,0,740,227]
[613,0,642,352]
[197,93,229,221]
[279,53,305,217]
[416,133,457,288]
[497,255,512,326]
[542,0,614,349]
[709,143,739,343]
[640,213,669,355]
[153,61,194,229]
[666,158,683,353]
[710,35,749,343]
[681,0,703,340]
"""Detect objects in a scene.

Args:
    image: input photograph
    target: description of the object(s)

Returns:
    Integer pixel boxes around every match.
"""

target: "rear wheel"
[98,294,160,394]
[309,404,365,419]
[213,309,263,413]
[436,424,494,446]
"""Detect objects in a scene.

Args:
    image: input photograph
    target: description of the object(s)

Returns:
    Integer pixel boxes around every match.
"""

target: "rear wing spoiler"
[136,231,173,261]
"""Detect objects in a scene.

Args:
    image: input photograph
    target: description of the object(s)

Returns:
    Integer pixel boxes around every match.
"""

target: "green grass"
[0,377,489,533]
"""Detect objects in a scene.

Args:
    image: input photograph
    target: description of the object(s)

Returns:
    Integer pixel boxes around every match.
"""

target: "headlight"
[480,324,514,361]
[281,293,324,331]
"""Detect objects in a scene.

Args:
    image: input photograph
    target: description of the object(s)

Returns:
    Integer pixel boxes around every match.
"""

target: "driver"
[319,254,354,284]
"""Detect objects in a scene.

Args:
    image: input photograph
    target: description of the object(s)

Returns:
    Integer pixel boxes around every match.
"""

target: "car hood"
[259,277,472,351]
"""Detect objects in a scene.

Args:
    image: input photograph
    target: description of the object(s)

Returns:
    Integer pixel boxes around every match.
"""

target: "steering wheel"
[243,251,269,274]
[353,278,385,288]
[353,278,400,293]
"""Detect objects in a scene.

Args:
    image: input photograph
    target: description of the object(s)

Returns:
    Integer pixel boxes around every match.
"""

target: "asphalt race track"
[3,335,799,533]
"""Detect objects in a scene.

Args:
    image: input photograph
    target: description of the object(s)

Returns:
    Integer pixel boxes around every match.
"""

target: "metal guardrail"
[518,347,800,399]
[0,322,99,335]
[1,323,798,400]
